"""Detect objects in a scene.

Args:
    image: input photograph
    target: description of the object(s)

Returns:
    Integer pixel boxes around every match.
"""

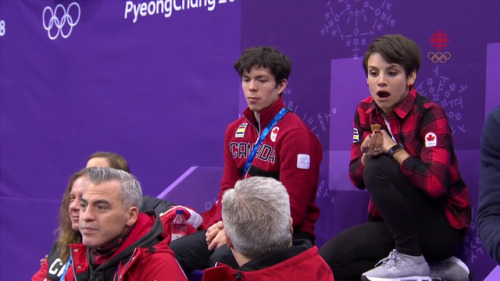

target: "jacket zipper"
[114,248,138,280]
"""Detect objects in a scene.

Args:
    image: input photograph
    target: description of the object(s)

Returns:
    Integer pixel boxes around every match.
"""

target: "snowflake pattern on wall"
[462,210,486,265]
[320,0,396,58]
[417,66,467,136]
[283,92,333,202]
[316,177,335,203]
[284,89,330,141]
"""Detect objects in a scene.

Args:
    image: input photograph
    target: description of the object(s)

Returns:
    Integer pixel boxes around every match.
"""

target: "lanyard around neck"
[59,257,72,281]
[242,107,289,176]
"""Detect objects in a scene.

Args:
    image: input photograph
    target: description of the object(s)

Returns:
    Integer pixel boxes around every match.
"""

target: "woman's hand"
[361,130,385,156]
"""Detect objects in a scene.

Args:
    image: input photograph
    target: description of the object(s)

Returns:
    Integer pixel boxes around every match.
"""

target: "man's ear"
[289,217,293,235]
[126,206,139,227]
[226,235,234,249]
[277,79,288,96]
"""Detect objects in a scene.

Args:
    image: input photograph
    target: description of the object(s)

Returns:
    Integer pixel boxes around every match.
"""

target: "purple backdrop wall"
[1,0,499,280]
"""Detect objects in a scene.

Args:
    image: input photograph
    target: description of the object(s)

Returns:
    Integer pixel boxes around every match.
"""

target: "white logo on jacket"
[235,123,248,138]
[353,128,359,143]
[297,154,310,169]
[270,127,279,142]
[424,132,437,147]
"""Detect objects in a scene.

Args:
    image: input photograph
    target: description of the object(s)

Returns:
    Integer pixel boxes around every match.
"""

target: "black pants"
[169,230,236,275]
[319,156,466,281]
[170,228,315,275]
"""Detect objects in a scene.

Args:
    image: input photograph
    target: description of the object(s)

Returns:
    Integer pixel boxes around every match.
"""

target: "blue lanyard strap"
[59,257,72,281]
[242,107,289,176]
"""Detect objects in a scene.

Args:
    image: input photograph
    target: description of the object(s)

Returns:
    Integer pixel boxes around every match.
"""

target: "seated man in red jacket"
[64,167,187,281]
[202,176,334,281]
[171,45,323,276]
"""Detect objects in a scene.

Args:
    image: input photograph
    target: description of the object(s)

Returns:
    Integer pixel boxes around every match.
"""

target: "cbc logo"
[42,2,81,40]
[0,20,5,36]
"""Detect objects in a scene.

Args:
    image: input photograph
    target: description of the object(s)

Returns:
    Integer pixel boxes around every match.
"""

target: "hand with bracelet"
[376,129,407,164]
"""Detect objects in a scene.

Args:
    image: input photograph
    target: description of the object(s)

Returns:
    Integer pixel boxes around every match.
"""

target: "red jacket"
[65,213,187,281]
[32,197,183,281]
[202,244,334,281]
[33,206,200,281]
[204,97,323,237]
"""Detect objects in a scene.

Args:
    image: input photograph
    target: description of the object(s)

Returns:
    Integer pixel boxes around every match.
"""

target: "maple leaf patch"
[425,132,437,147]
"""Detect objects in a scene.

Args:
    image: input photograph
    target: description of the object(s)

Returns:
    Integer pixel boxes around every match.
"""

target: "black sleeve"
[140,196,175,214]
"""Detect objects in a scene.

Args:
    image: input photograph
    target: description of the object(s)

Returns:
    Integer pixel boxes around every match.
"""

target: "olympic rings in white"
[42,2,81,40]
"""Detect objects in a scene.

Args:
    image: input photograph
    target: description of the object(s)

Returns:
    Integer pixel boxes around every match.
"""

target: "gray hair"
[83,167,142,209]
[222,176,292,259]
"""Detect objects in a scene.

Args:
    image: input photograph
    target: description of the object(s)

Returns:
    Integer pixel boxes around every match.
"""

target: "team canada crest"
[425,132,437,147]
[270,127,279,142]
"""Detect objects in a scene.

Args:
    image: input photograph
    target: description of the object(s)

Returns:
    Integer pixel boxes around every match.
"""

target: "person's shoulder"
[281,112,316,133]
[282,110,302,122]
[140,196,175,213]
[133,238,177,265]
[151,237,176,255]
[352,96,375,115]
[278,113,322,149]
[134,240,187,278]
[483,106,500,137]
[417,96,447,117]
[225,114,247,129]
[358,96,374,107]
[488,105,500,120]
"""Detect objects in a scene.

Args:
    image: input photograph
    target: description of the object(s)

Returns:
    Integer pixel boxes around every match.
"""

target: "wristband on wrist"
[387,143,403,158]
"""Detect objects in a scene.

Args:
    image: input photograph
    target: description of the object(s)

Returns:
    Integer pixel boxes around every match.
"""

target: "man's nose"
[248,80,257,90]
[81,206,94,221]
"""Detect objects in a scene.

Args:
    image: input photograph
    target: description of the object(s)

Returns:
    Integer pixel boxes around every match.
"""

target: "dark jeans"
[319,155,466,281]
[169,230,237,275]
[170,228,315,275]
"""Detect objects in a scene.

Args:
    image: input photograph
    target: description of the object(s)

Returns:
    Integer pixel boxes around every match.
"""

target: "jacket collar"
[239,239,311,271]
[367,88,417,119]
[70,212,161,274]
[242,97,285,129]
[203,240,314,280]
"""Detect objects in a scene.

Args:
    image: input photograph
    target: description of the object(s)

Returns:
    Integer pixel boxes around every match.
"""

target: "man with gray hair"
[202,176,334,280]
[64,167,187,281]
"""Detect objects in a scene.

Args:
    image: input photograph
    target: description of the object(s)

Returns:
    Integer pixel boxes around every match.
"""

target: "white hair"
[222,176,292,259]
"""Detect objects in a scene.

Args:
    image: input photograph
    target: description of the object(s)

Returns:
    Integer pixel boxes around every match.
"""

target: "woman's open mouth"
[377,91,390,99]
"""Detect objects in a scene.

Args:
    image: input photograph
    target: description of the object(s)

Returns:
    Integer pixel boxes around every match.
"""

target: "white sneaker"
[362,249,432,281]
[429,256,470,281]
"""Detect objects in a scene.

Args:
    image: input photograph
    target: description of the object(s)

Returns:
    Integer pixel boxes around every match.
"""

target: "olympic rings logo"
[42,2,81,40]
[427,52,451,63]
[0,20,6,36]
